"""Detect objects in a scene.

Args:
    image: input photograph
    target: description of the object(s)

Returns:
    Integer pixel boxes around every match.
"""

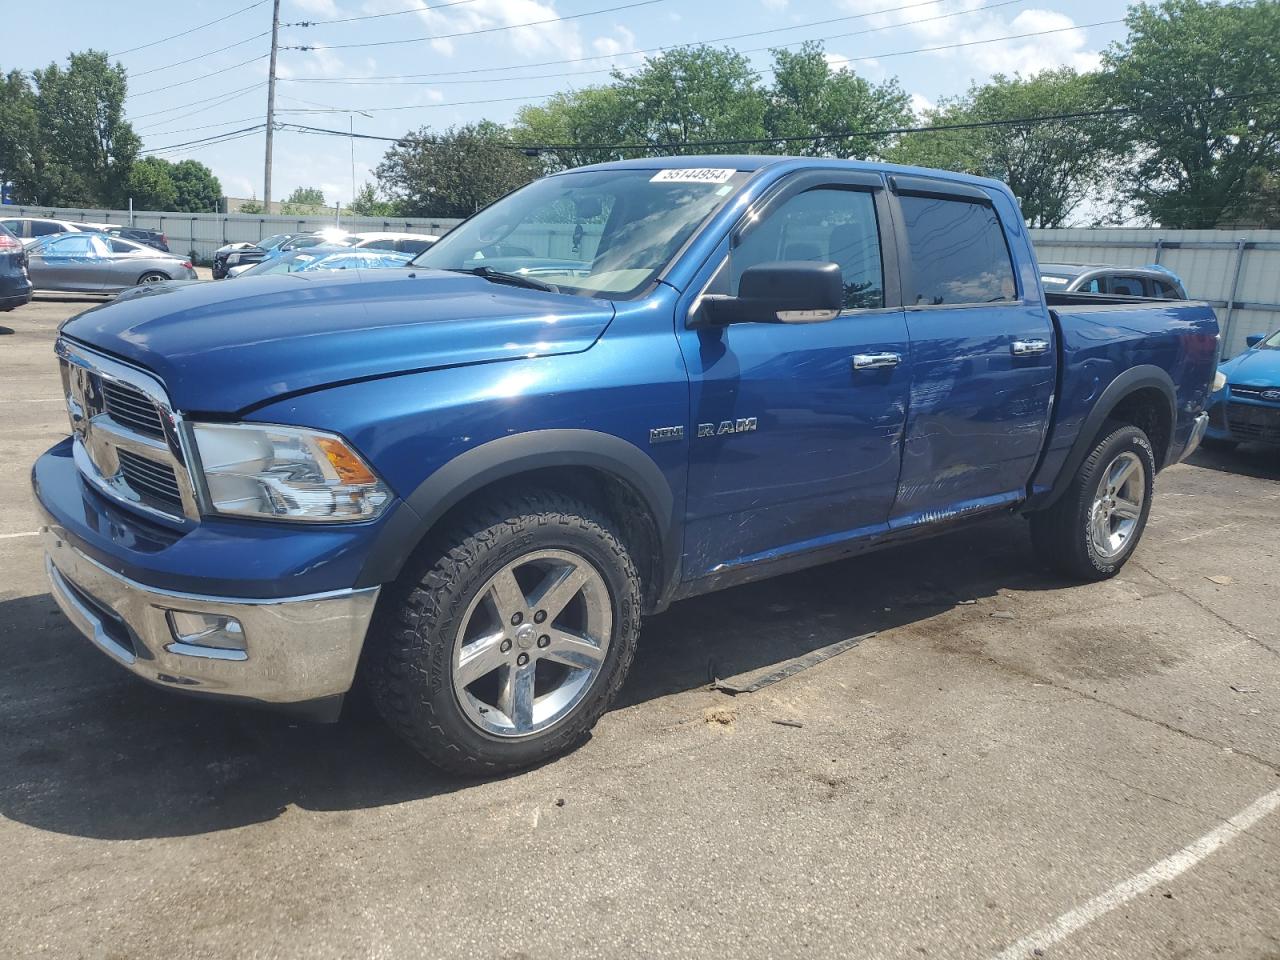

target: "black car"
[105,225,169,253]
[0,223,33,311]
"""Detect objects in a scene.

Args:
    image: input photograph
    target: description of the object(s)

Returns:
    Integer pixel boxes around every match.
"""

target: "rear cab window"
[897,193,1017,305]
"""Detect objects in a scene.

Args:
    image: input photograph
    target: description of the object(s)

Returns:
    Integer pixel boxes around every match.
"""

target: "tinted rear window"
[899,195,1016,305]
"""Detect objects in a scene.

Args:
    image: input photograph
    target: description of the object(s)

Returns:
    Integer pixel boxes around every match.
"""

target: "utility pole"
[263,0,281,214]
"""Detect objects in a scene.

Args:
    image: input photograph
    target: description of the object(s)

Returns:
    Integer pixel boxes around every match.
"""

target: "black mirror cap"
[704,260,844,326]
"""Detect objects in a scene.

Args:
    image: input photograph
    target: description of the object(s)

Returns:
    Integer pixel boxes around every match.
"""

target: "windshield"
[259,234,290,250]
[410,167,751,299]
[1261,329,1280,350]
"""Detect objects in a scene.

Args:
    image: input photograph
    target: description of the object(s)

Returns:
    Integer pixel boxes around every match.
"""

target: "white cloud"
[287,0,339,15]
[410,0,588,62]
[833,1,1102,79]
[909,92,935,117]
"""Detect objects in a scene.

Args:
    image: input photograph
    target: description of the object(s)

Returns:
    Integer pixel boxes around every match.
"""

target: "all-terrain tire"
[1029,423,1156,581]
[363,489,642,776]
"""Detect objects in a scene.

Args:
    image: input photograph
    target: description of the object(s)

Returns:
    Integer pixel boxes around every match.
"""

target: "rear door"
[886,176,1055,526]
[27,234,106,291]
[679,171,911,577]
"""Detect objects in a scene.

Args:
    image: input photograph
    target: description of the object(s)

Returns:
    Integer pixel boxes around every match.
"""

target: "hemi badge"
[649,425,685,444]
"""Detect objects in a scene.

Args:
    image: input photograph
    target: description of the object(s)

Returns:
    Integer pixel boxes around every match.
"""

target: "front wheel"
[1030,423,1156,581]
[365,490,642,775]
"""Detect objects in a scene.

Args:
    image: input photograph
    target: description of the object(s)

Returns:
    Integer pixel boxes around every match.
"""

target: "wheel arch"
[1032,365,1177,511]
[356,429,680,613]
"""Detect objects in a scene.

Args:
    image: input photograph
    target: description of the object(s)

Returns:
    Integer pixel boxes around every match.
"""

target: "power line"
[284,0,667,51]
[286,0,480,26]
[137,115,263,137]
[285,0,1012,84]
[109,0,270,57]
[143,124,267,155]
[129,80,267,120]
[127,52,269,99]
[282,0,1028,88]
[276,90,1280,154]
[128,30,271,79]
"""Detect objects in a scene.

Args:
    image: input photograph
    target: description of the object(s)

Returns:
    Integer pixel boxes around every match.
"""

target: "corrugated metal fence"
[1030,228,1280,356]
[2,205,463,264]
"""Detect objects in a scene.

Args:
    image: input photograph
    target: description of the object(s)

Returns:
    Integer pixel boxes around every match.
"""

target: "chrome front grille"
[57,339,199,523]
[101,379,166,438]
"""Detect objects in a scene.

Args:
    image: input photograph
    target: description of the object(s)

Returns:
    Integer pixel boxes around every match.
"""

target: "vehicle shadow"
[1185,443,1280,481]
[0,514,1058,841]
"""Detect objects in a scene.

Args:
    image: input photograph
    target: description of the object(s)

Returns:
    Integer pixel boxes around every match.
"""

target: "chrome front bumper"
[1179,412,1210,462]
[42,525,379,708]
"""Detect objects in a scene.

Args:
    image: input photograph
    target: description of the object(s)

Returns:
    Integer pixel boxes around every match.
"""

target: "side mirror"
[1246,334,1264,348]
[701,261,843,326]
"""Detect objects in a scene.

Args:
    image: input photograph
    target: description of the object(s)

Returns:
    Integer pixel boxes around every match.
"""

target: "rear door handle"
[853,352,902,370]
[1011,339,1050,356]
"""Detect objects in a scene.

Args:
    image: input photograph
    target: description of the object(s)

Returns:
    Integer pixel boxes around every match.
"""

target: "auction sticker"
[650,168,737,184]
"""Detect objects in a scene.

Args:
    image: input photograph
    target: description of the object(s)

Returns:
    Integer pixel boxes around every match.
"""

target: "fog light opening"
[166,610,247,652]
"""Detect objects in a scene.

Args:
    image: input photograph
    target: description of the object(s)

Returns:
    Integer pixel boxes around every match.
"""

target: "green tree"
[1103,0,1280,227]
[168,159,222,212]
[764,43,913,158]
[376,121,541,218]
[280,186,327,215]
[348,181,399,217]
[608,47,766,153]
[512,86,629,171]
[890,69,1114,228]
[29,51,139,206]
[0,70,40,201]
[124,156,177,210]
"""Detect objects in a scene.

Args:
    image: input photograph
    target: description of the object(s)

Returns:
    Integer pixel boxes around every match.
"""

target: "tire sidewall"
[387,505,640,770]
[1077,427,1156,577]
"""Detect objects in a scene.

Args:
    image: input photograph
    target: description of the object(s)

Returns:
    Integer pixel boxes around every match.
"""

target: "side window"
[1082,278,1103,293]
[1108,275,1145,297]
[1,219,21,235]
[899,195,1017,305]
[1155,279,1180,299]
[48,235,97,256]
[31,220,63,237]
[109,239,133,254]
[731,187,885,310]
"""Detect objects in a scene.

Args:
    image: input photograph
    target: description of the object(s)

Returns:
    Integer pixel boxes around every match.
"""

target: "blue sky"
[8,0,1134,206]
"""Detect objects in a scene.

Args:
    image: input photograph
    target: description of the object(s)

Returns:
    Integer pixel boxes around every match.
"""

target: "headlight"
[191,422,391,522]
[1212,370,1227,392]
[225,253,240,264]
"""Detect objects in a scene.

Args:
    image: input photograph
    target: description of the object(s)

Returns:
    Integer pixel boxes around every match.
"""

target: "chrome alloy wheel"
[452,549,612,738]
[1089,450,1145,559]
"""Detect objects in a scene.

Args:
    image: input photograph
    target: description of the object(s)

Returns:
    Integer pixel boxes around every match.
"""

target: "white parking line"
[992,786,1280,960]
[0,531,39,540]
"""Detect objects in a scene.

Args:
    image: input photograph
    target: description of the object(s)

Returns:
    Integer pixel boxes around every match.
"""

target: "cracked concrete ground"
[1,292,1277,960]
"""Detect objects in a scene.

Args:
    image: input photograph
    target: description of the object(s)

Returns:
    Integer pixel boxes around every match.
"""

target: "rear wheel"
[365,490,642,775]
[136,271,167,284]
[1030,423,1156,581]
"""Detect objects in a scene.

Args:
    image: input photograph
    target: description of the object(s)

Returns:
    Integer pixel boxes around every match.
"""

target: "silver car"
[25,233,197,293]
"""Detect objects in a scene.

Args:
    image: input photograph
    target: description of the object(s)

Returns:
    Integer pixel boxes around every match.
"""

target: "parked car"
[25,232,196,293]
[213,232,348,278]
[350,231,440,255]
[1039,263,1188,299]
[231,247,412,277]
[0,222,33,311]
[1205,329,1280,448]
[34,156,1217,774]
[1,216,99,242]
[105,225,169,253]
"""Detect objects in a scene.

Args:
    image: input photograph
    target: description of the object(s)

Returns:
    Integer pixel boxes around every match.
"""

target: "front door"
[887,178,1055,526]
[679,173,910,580]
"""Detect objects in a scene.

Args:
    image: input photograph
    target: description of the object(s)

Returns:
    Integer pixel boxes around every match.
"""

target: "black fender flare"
[355,429,679,603]
[1030,364,1177,511]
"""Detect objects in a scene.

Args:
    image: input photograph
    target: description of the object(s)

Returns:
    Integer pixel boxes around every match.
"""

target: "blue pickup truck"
[33,156,1218,773]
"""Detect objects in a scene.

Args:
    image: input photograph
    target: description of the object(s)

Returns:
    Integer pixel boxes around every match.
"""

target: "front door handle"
[853,352,902,370]
[1011,339,1050,356]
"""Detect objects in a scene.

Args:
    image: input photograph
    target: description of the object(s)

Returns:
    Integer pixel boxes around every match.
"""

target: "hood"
[61,269,616,413]
[1223,347,1280,387]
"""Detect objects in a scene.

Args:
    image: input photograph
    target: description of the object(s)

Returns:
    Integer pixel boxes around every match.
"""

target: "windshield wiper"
[447,266,558,293]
